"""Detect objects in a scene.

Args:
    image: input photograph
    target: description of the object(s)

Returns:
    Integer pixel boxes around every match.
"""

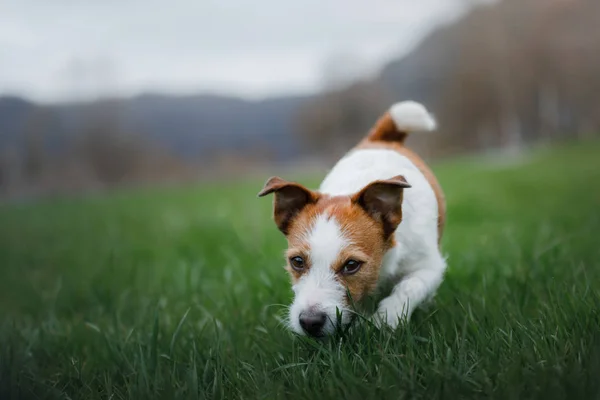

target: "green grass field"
[1,141,599,400]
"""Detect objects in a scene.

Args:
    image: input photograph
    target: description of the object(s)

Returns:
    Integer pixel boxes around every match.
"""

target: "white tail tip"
[389,101,437,132]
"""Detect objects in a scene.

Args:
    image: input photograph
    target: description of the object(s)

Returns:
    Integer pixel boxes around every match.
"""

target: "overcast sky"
[0,0,467,103]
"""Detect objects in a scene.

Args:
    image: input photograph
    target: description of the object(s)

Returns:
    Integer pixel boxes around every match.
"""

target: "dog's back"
[319,101,446,244]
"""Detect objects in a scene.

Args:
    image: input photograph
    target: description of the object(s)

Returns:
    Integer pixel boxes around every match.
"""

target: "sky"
[0,0,468,103]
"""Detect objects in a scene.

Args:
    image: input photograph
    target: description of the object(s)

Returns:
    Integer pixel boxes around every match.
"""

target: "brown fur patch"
[366,112,408,143]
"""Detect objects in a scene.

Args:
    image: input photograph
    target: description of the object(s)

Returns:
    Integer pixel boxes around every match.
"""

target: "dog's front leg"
[373,253,446,328]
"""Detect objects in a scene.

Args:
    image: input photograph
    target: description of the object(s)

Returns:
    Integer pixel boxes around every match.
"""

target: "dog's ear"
[258,176,319,235]
[352,175,411,238]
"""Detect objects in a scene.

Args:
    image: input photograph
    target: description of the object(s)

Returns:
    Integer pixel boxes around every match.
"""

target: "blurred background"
[1,0,598,199]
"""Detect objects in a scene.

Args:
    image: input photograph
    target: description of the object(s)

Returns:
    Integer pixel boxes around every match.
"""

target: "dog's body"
[259,101,447,337]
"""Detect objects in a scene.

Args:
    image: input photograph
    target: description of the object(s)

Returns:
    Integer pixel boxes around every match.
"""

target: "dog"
[258,101,446,337]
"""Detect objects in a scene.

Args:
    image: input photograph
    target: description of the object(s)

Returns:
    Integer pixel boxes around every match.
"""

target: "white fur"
[389,101,437,132]
[320,147,446,328]
[288,214,353,335]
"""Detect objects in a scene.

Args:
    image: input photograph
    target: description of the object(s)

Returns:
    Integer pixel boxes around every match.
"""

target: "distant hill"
[0,93,311,163]
[0,96,36,149]
[0,16,464,163]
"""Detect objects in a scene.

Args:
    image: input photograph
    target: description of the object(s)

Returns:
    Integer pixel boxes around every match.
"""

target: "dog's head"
[258,175,410,337]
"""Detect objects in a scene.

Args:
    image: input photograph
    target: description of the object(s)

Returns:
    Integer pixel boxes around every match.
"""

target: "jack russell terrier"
[258,101,446,337]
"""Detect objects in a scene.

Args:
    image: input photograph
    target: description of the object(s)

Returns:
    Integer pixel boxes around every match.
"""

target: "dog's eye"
[341,260,362,275]
[289,256,305,272]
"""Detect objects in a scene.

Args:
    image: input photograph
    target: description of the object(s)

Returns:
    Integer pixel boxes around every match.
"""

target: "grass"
[0,141,599,400]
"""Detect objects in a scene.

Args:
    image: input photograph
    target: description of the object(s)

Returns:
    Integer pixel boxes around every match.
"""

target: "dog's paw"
[371,297,411,329]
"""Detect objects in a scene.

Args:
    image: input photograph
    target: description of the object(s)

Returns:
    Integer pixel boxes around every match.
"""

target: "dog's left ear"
[352,175,411,238]
[258,176,319,235]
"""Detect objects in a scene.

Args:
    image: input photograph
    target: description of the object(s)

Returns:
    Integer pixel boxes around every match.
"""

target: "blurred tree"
[295,80,392,158]
[73,100,188,187]
[438,0,600,153]
[22,107,58,182]
[0,147,21,193]
[298,0,600,158]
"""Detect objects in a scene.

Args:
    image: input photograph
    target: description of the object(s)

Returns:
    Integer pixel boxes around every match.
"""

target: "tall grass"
[0,141,599,399]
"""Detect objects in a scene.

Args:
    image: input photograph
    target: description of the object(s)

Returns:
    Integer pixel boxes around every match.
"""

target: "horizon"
[0,0,470,104]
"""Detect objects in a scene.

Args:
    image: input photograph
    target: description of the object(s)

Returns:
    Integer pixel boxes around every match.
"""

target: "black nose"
[299,311,327,336]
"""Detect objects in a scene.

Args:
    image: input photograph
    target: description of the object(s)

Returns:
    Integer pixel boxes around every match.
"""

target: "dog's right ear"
[258,176,318,235]
[351,175,411,239]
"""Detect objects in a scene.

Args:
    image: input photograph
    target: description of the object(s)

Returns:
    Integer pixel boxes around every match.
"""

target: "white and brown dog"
[258,101,446,337]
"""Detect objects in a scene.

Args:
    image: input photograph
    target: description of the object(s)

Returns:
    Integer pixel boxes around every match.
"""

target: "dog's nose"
[299,311,327,336]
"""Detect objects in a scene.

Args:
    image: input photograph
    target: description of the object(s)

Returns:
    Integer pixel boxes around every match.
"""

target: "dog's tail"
[366,101,436,144]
